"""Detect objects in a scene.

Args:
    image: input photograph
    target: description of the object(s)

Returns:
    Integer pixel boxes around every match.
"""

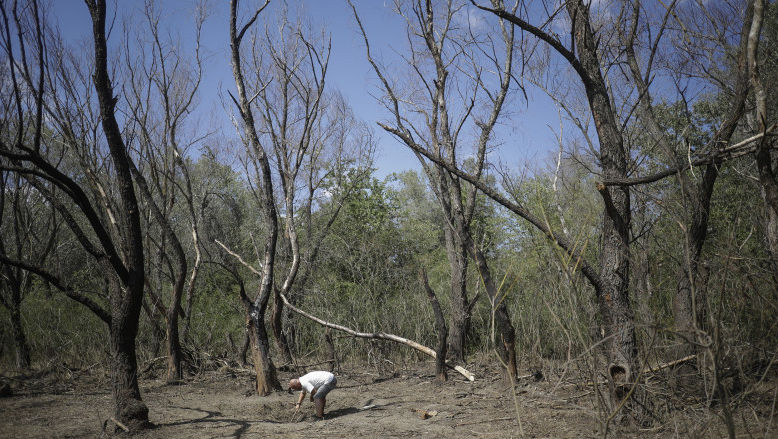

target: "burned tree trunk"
[87,0,150,428]
[228,0,282,396]
[749,0,778,278]
[247,304,281,395]
[444,227,470,363]
[324,327,337,373]
[165,300,184,382]
[106,268,149,431]
[10,305,31,369]
[420,269,448,382]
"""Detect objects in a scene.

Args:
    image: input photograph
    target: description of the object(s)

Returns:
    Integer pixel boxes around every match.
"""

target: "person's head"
[288,378,302,391]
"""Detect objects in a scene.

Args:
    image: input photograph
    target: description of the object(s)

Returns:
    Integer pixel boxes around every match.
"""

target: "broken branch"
[279,292,475,381]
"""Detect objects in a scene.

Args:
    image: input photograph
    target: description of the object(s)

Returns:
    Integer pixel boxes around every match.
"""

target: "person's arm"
[295,390,306,408]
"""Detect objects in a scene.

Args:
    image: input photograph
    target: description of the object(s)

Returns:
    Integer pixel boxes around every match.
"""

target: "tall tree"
[0,0,151,430]
[228,0,280,395]
[123,0,207,383]
[464,0,763,411]
[749,0,778,277]
[227,1,373,392]
[350,0,519,378]
[620,0,753,364]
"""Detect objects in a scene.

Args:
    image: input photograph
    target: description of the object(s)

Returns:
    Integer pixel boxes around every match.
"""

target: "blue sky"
[49,0,560,179]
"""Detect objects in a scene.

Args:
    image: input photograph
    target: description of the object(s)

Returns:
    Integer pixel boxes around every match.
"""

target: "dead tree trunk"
[10,304,31,369]
[228,0,281,395]
[247,304,280,395]
[0,263,31,369]
[420,269,448,382]
[324,327,336,373]
[444,227,470,363]
[87,0,150,429]
[749,0,778,279]
[622,0,752,367]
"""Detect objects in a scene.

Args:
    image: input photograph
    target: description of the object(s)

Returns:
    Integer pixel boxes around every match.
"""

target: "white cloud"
[454,6,487,32]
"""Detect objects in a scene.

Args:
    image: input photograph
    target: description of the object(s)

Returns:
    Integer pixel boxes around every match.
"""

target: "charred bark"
[324,327,337,373]
[87,0,149,428]
[247,304,281,395]
[1,266,31,369]
[565,0,636,402]
[421,269,448,382]
[107,269,149,431]
[229,0,281,396]
[10,306,30,369]
[443,226,470,363]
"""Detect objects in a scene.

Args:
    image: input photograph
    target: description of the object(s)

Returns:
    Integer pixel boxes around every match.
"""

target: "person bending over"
[289,371,337,419]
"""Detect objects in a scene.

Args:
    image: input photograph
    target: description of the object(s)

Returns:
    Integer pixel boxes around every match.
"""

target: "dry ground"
[0,359,774,438]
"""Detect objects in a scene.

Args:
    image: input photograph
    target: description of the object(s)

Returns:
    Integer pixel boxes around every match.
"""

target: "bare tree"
[461,0,763,413]
[748,0,778,277]
[123,0,207,383]
[227,0,281,396]
[618,0,753,366]
[227,0,374,393]
[0,0,151,430]
[350,0,519,379]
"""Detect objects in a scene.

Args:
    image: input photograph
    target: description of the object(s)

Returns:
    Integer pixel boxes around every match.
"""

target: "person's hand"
[295,403,300,409]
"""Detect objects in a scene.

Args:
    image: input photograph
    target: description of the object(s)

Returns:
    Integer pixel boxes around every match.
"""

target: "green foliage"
[0,283,108,370]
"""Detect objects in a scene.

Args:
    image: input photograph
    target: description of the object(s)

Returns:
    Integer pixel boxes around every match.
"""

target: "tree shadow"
[325,401,395,420]
[326,406,360,419]
[157,405,274,438]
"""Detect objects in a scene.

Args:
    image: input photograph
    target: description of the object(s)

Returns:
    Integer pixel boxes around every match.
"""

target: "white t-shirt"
[299,371,335,393]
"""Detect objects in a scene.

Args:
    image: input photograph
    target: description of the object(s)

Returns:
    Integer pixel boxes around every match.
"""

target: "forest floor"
[0,356,775,438]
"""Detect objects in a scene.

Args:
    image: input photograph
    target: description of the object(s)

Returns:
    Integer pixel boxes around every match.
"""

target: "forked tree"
[227,0,374,394]
[349,0,520,379]
[0,0,152,430]
[452,0,765,414]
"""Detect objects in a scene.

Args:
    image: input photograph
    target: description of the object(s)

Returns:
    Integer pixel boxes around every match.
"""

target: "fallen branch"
[641,354,697,374]
[279,293,475,381]
[109,417,130,433]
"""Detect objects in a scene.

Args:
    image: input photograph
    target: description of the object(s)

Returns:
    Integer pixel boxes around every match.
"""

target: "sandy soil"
[0,360,773,438]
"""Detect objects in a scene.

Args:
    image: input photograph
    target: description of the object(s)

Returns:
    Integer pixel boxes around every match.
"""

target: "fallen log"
[279,293,475,381]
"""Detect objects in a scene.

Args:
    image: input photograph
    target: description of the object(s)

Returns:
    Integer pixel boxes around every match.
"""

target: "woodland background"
[1,0,777,435]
